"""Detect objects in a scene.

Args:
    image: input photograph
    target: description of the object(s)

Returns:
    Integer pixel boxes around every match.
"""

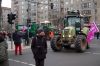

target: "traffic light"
[51,3,54,9]
[7,14,13,24]
[7,13,16,24]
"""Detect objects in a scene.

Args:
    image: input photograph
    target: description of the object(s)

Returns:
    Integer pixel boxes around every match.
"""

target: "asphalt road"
[8,38,100,66]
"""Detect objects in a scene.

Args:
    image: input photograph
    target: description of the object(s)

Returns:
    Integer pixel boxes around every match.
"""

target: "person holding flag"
[87,22,99,43]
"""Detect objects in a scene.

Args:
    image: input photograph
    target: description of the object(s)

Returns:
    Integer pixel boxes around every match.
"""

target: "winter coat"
[0,39,9,66]
[13,31,22,44]
[31,36,47,60]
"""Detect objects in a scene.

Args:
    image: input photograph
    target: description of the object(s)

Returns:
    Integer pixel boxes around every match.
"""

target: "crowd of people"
[0,29,48,66]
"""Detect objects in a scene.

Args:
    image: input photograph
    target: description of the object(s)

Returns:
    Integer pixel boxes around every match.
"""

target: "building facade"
[95,0,100,24]
[80,0,94,23]
[11,0,65,25]
[2,7,11,31]
[12,0,50,25]
[48,0,63,25]
[63,0,100,24]
[36,0,49,24]
[12,0,100,25]
[12,0,30,25]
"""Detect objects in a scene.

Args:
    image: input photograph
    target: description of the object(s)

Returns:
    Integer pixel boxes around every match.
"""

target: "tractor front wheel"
[50,37,62,52]
[75,35,87,52]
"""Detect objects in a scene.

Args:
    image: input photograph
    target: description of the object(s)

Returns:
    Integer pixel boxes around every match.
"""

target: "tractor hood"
[62,26,76,37]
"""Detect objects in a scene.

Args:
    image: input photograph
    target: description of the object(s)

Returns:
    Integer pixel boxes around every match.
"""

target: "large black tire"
[75,35,87,52]
[50,37,62,52]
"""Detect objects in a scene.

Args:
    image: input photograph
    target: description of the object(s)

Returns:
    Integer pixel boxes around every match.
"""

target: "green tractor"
[50,11,90,52]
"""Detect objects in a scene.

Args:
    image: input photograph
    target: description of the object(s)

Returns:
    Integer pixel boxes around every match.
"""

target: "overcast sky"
[1,0,11,8]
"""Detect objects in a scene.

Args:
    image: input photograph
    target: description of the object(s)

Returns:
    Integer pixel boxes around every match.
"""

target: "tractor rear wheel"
[75,35,87,52]
[50,37,62,52]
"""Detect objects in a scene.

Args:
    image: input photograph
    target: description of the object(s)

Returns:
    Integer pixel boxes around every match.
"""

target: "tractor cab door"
[75,21,81,35]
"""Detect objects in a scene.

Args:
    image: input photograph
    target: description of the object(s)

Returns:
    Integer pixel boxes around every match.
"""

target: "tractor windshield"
[67,17,81,26]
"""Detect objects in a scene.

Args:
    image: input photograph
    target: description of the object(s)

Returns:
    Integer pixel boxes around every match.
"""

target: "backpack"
[0,43,7,62]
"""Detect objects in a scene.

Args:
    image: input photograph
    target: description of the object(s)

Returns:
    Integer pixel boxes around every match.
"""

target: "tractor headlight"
[81,30,83,32]
[63,35,65,37]
[68,35,71,37]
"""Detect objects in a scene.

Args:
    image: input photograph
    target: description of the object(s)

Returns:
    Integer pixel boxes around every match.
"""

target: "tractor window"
[67,17,80,26]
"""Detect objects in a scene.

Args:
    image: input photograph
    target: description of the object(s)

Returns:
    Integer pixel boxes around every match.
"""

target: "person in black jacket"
[96,32,100,39]
[31,29,47,66]
[24,31,29,46]
[13,30,22,55]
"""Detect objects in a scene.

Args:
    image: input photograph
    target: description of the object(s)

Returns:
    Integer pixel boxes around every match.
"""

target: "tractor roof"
[64,26,75,30]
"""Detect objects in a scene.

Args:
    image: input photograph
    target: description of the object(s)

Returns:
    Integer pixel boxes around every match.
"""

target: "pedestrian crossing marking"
[9,59,35,66]
[85,52,91,54]
[92,53,100,55]
[85,52,100,55]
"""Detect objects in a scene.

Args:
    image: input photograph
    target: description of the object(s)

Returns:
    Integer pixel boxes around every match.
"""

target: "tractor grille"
[64,29,69,37]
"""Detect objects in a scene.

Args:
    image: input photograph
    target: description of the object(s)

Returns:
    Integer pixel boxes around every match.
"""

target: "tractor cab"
[67,16,82,35]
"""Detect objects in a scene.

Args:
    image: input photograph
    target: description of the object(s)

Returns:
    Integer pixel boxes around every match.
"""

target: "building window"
[71,0,73,4]
[22,2,24,5]
[65,2,69,5]
[82,2,92,8]
[22,6,24,9]
[82,10,91,15]
[22,11,23,14]
[32,13,36,16]
[88,2,91,8]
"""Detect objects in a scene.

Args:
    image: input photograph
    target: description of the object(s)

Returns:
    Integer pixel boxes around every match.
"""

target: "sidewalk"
[7,40,31,51]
